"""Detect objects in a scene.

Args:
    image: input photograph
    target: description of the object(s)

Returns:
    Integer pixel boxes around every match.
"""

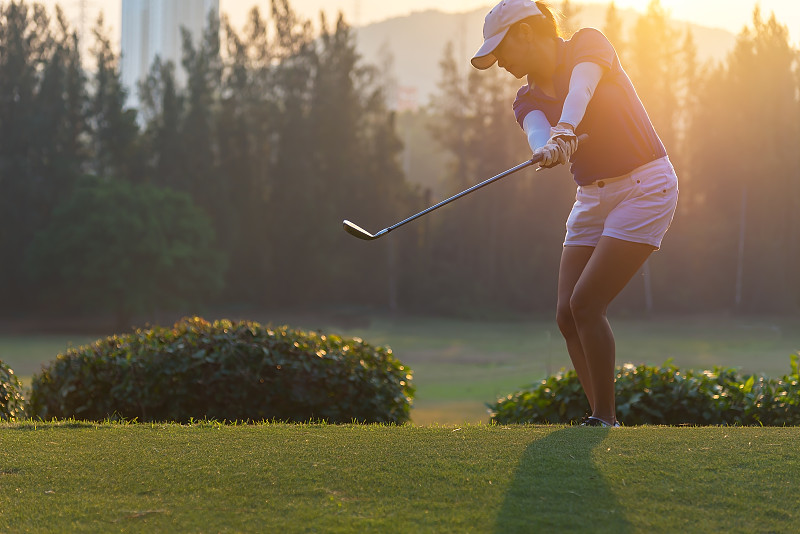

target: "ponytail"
[512,2,561,39]
[536,2,561,38]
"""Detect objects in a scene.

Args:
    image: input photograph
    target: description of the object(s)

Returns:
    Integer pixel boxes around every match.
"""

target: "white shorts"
[564,156,679,250]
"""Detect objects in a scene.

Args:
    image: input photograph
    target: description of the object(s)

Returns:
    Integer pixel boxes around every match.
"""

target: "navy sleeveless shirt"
[513,28,666,185]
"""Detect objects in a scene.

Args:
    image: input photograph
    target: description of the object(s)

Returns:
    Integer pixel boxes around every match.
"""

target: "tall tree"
[649,26,704,311]
[0,2,54,309]
[88,14,140,181]
[685,7,799,312]
[426,41,477,307]
[620,0,682,312]
[25,5,88,241]
[215,8,276,301]
[627,0,680,154]
[429,42,470,195]
[139,56,184,189]
[724,9,798,311]
[676,27,699,166]
[180,10,223,218]
[309,13,405,306]
[264,0,319,305]
[603,1,625,57]
[34,7,87,204]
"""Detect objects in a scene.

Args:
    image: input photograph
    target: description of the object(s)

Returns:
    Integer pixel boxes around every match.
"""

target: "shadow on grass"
[494,427,631,533]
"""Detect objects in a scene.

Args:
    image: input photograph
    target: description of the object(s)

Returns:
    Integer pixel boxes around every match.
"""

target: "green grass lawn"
[2,314,799,425]
[1,422,798,533]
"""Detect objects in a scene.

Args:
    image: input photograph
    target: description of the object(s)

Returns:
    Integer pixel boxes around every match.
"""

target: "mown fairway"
[2,314,800,425]
[1,423,798,533]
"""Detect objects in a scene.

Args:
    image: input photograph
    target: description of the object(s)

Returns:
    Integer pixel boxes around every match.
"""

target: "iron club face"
[342,220,379,240]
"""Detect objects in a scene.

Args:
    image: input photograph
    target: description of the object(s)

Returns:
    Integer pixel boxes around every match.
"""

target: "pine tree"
[88,13,140,182]
[31,6,87,219]
[627,0,680,153]
[265,0,319,305]
[603,1,625,57]
[139,56,184,189]
[356,78,411,310]
[310,13,398,305]
[684,7,799,312]
[0,2,56,308]
[214,9,276,301]
[426,41,475,304]
[724,9,798,311]
[649,26,703,311]
[429,42,470,192]
[180,10,223,217]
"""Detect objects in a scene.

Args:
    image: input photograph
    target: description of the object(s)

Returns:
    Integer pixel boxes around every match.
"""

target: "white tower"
[120,0,219,111]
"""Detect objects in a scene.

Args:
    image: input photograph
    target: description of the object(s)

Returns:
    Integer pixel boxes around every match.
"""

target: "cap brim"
[471,29,508,70]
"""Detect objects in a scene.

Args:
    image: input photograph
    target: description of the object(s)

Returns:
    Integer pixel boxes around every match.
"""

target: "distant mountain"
[353,3,737,108]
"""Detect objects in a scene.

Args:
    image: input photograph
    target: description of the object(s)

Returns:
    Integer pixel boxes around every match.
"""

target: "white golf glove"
[535,124,579,168]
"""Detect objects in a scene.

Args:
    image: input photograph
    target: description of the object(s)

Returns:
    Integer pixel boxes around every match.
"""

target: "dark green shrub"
[1,360,26,421]
[490,354,800,426]
[29,317,414,424]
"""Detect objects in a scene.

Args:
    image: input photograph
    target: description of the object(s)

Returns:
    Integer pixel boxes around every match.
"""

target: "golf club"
[343,134,588,241]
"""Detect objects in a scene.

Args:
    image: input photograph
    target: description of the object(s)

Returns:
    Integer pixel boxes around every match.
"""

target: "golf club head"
[343,220,378,240]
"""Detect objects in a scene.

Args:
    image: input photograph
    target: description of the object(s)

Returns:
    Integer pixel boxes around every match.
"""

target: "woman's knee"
[569,290,605,324]
[556,301,577,337]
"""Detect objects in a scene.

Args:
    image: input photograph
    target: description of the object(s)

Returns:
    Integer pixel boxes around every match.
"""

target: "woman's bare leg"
[556,245,596,413]
[568,236,654,424]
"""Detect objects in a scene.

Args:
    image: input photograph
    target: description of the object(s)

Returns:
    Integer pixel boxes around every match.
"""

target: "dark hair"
[511,2,561,39]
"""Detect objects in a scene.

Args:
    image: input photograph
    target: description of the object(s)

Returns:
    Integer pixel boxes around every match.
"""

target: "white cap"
[471,0,543,70]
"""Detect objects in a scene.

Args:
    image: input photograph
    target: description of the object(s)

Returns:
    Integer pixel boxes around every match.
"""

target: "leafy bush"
[29,317,414,424]
[490,354,800,426]
[1,360,26,421]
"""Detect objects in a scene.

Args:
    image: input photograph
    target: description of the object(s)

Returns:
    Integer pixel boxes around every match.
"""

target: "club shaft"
[380,156,542,237]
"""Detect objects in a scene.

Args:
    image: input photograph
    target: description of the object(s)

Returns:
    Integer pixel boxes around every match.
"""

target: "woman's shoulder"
[565,28,616,68]
[568,27,612,47]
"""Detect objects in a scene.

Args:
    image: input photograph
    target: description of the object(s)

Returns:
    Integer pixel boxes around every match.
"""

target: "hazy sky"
[36,1,800,45]
[226,1,800,43]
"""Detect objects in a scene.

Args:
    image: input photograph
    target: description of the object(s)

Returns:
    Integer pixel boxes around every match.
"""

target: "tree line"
[0,0,797,327]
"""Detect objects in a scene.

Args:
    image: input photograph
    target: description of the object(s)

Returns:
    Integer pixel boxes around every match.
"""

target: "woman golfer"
[472,0,678,426]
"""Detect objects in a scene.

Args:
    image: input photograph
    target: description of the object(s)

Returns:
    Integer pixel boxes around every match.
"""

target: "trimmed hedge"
[490,355,800,426]
[29,317,414,424]
[0,360,26,421]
